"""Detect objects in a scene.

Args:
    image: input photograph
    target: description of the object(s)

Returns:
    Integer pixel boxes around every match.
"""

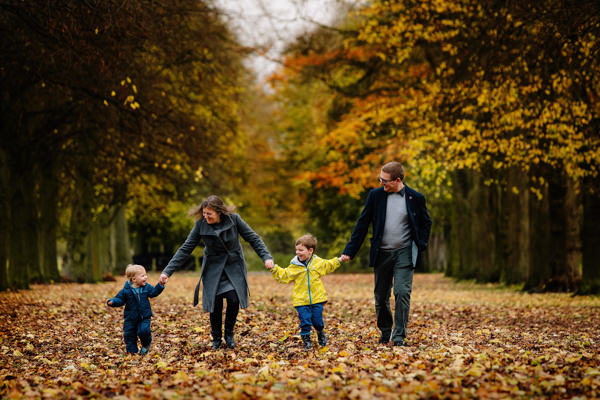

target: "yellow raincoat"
[271,255,341,307]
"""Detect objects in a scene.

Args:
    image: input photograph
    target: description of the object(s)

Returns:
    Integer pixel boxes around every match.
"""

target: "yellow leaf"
[257,365,270,377]
[467,366,483,377]
[172,371,190,382]
[330,364,344,374]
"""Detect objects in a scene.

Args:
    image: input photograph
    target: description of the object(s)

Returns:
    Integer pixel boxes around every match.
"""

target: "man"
[341,161,431,346]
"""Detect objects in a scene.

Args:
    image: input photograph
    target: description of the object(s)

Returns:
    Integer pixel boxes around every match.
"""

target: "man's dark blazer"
[343,185,432,268]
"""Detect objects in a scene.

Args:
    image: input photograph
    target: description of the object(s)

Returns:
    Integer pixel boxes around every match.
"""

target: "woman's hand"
[159,273,169,285]
[264,259,274,270]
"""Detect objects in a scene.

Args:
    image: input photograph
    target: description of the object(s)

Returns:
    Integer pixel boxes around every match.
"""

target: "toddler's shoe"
[301,334,312,350]
[140,339,152,354]
[317,330,327,346]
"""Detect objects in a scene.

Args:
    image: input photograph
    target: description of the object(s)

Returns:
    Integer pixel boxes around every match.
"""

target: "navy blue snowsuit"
[107,280,164,353]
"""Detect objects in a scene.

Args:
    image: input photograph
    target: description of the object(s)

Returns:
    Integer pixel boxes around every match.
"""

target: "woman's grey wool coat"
[162,213,272,313]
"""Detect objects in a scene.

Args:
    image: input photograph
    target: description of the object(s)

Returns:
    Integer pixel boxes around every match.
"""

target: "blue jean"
[374,247,414,342]
[123,317,152,354]
[295,303,325,336]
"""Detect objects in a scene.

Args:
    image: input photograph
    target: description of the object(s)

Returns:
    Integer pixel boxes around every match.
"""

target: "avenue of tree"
[1,0,599,294]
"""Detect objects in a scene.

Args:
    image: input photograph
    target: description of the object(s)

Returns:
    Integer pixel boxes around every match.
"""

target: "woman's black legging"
[209,290,239,339]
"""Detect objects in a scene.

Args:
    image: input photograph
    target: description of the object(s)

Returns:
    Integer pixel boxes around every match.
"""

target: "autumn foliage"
[267,0,600,292]
[1,273,599,398]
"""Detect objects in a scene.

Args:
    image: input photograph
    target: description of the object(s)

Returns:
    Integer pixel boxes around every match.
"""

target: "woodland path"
[1,272,598,399]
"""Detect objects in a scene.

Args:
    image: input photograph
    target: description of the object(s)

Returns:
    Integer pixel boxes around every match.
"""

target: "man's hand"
[264,259,274,270]
[340,254,351,262]
[159,273,169,285]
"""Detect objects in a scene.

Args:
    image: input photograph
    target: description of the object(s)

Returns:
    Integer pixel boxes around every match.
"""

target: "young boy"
[267,234,345,349]
[106,264,165,354]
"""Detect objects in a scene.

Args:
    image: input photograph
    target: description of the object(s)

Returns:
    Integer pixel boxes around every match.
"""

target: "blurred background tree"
[266,0,600,292]
[1,0,598,294]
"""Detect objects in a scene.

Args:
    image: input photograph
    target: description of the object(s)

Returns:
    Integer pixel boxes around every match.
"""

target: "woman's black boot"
[225,331,235,349]
[211,330,222,349]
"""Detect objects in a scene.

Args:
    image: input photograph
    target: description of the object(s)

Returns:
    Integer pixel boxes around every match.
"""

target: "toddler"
[106,264,164,354]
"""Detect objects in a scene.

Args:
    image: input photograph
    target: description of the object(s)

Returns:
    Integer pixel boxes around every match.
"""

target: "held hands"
[159,273,169,285]
[340,254,351,262]
[264,259,274,270]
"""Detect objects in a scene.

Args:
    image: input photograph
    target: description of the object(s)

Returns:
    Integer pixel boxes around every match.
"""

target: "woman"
[159,195,273,349]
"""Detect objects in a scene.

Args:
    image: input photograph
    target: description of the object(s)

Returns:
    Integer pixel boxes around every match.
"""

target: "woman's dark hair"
[188,195,235,221]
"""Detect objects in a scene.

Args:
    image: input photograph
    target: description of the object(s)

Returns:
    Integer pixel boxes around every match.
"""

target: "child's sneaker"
[317,330,327,346]
[140,339,151,355]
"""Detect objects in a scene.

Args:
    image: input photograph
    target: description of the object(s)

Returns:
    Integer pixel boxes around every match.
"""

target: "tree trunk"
[8,169,39,289]
[447,169,475,279]
[472,170,500,283]
[546,174,569,291]
[425,231,447,272]
[564,177,582,290]
[64,157,95,282]
[525,171,571,292]
[112,205,131,274]
[524,181,551,291]
[0,148,9,291]
[580,177,600,294]
[87,220,110,282]
[503,167,530,284]
[38,158,60,282]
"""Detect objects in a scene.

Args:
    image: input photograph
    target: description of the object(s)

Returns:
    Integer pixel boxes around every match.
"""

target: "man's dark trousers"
[374,247,413,343]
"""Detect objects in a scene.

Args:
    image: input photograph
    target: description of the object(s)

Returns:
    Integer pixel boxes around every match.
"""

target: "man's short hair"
[382,161,405,181]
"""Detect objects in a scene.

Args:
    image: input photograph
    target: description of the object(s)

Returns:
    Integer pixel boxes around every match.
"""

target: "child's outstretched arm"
[106,289,126,307]
[315,257,342,276]
[148,282,165,298]
[271,264,298,284]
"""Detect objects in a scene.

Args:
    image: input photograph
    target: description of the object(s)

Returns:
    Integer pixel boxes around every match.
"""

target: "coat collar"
[198,214,235,236]
[290,255,316,267]
[124,280,144,302]
[376,184,413,200]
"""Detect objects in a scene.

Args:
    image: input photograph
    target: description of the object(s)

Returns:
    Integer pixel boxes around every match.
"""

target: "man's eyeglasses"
[378,176,397,185]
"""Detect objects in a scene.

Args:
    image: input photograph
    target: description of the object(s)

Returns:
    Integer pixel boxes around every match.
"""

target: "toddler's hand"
[159,273,169,285]
[340,254,351,262]
[264,259,274,270]
[107,299,113,306]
